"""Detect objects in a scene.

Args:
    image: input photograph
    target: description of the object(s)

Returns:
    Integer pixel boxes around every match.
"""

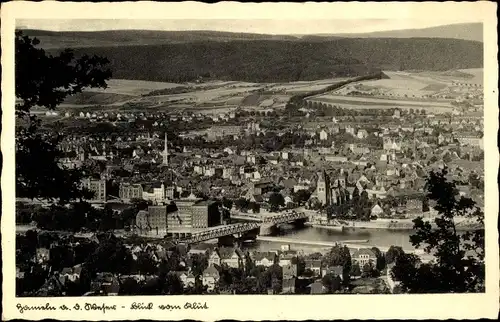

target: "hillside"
[18,29,299,49]
[19,29,483,83]
[303,23,483,43]
[51,38,482,83]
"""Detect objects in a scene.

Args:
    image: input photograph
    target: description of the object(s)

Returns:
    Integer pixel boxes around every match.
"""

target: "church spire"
[163,132,169,166]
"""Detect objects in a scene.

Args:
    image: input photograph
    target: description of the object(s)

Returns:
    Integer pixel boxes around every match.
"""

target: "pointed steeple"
[163,132,169,166]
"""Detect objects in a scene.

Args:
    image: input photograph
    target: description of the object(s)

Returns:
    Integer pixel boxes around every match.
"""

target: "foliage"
[268,192,285,212]
[394,168,485,293]
[322,273,342,293]
[350,262,362,277]
[385,246,405,265]
[15,31,111,204]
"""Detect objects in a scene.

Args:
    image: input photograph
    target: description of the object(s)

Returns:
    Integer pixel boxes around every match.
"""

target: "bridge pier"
[218,235,236,247]
[293,218,307,227]
[259,223,276,236]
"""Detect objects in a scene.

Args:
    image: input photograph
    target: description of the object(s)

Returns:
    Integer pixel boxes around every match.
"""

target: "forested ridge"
[28,31,483,83]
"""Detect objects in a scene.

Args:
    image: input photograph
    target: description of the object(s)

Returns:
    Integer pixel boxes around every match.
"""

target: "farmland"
[54,69,482,116]
[305,69,483,114]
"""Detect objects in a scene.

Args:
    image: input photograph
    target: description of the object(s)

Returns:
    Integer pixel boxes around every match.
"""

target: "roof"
[325,265,343,276]
[305,259,322,268]
[203,265,220,278]
[353,248,377,258]
[254,251,276,261]
[310,282,326,294]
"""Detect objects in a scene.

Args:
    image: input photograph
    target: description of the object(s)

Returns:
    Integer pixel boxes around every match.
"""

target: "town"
[14,26,485,296]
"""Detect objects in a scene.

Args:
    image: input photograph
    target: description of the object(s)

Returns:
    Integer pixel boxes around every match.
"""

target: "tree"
[396,168,485,293]
[371,247,386,271]
[322,273,342,293]
[163,273,184,295]
[350,262,361,277]
[324,245,352,281]
[292,189,312,205]
[134,252,157,276]
[85,234,133,277]
[422,196,430,212]
[268,192,285,212]
[361,262,379,278]
[15,31,111,204]
[385,246,405,265]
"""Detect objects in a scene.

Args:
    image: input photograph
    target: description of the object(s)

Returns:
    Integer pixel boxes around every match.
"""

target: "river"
[242,224,416,253]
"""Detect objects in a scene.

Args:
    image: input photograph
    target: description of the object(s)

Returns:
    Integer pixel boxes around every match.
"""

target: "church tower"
[163,132,169,166]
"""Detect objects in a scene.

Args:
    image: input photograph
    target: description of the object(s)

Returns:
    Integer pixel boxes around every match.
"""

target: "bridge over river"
[168,210,309,245]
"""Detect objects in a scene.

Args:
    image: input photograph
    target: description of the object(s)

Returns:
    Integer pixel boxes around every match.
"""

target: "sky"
[16,19,482,35]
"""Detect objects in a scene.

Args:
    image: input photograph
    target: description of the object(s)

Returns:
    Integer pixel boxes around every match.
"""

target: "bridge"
[173,222,261,245]
[166,211,310,245]
[230,210,309,224]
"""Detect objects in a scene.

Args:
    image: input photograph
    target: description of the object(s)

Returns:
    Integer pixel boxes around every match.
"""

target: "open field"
[86,79,186,96]
[308,95,453,107]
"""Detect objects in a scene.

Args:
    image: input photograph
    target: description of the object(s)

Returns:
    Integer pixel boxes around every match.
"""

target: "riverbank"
[340,218,483,231]
[256,236,369,247]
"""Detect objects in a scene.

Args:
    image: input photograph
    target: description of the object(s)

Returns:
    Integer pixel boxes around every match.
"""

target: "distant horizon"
[16,20,482,36]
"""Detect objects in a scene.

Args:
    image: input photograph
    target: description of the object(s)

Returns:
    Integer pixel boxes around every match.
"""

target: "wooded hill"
[22,30,483,83]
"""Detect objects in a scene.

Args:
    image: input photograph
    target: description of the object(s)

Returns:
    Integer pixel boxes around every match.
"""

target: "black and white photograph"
[2,1,498,320]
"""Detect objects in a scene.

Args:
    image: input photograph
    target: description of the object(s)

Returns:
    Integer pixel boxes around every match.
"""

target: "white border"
[2,1,499,320]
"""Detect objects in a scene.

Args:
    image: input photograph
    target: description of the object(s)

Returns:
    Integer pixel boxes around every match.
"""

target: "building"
[254,252,276,267]
[163,133,169,166]
[135,206,169,235]
[282,278,296,294]
[282,263,298,279]
[119,183,143,200]
[352,248,377,266]
[208,248,245,269]
[81,178,106,202]
[167,200,223,232]
[305,259,322,276]
[202,265,220,292]
[315,171,330,206]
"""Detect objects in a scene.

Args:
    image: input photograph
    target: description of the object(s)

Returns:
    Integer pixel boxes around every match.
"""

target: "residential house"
[310,281,326,294]
[59,265,83,285]
[217,248,245,269]
[322,265,344,280]
[282,278,296,294]
[91,273,120,296]
[357,129,369,139]
[371,204,384,217]
[282,263,298,279]
[202,265,220,292]
[35,248,50,264]
[352,248,377,267]
[305,259,322,276]
[254,251,277,267]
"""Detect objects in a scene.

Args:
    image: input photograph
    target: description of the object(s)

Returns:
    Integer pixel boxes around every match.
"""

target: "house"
[371,204,384,217]
[59,265,83,285]
[202,265,220,292]
[305,259,322,276]
[91,273,120,296]
[209,247,245,269]
[357,129,369,139]
[352,248,377,266]
[319,129,328,141]
[279,254,296,267]
[310,281,326,294]
[282,263,298,279]
[322,265,344,280]
[185,273,196,288]
[35,248,50,264]
[254,252,277,267]
[282,278,296,294]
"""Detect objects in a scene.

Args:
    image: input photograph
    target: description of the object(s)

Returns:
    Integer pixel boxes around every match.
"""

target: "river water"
[243,224,416,253]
